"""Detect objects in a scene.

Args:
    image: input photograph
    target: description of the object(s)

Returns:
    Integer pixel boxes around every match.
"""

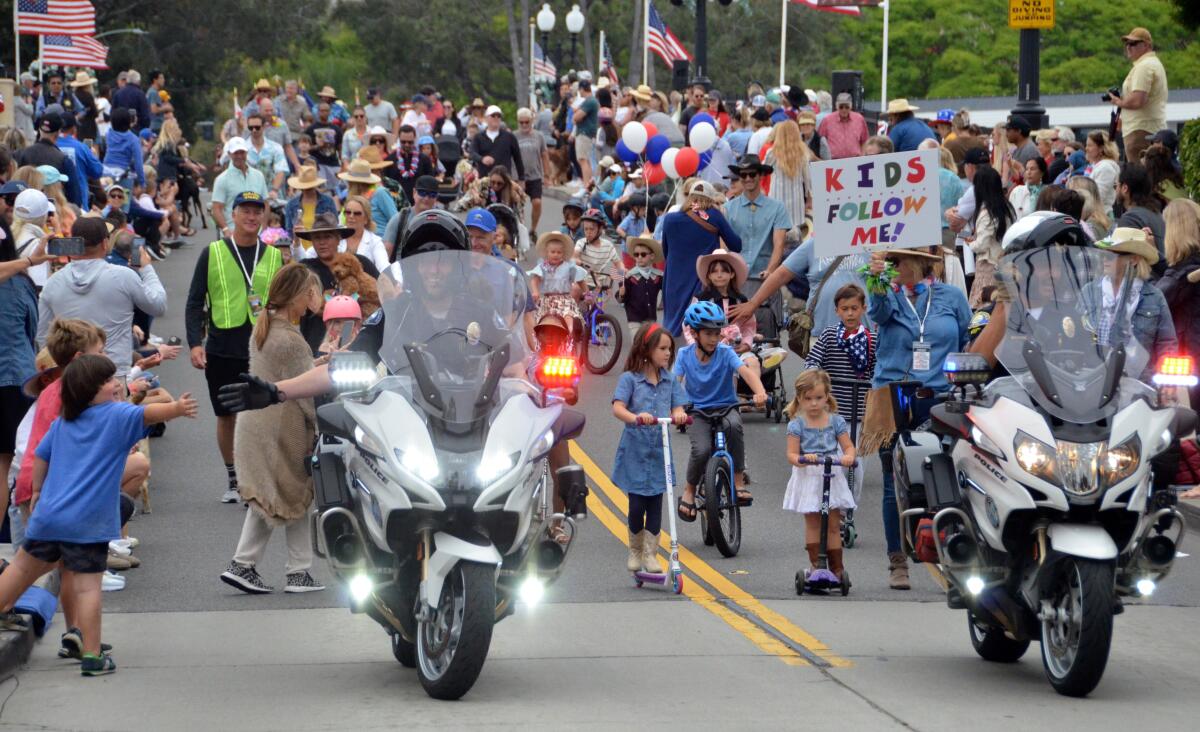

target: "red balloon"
[643,162,666,185]
[643,122,658,139]
[674,147,700,178]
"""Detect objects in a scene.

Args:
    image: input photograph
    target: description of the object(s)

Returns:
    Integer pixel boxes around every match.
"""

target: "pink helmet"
[323,294,363,322]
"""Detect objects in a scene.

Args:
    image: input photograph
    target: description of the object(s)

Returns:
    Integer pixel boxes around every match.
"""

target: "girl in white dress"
[783,369,856,578]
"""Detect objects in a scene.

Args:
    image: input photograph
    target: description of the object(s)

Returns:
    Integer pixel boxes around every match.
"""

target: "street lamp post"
[537,3,556,74]
[1011,28,1048,128]
[693,0,708,87]
[566,5,585,70]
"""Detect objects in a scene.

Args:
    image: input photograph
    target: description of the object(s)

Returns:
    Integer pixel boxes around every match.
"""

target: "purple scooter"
[795,456,855,596]
[633,416,690,594]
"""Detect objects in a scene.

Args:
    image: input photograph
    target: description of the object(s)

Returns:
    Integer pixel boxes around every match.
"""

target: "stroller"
[736,276,789,422]
[436,134,463,205]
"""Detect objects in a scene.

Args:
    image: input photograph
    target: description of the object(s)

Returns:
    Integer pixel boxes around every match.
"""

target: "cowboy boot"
[828,548,844,576]
[640,531,662,573]
[806,543,821,570]
[888,552,911,590]
[627,531,642,572]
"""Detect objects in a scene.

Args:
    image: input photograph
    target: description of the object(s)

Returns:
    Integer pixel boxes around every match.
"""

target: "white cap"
[368,125,389,137]
[484,105,503,118]
[14,189,50,220]
[224,137,249,155]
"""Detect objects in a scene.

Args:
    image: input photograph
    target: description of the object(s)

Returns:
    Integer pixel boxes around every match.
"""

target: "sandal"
[736,489,754,507]
[676,497,698,523]
[548,521,570,546]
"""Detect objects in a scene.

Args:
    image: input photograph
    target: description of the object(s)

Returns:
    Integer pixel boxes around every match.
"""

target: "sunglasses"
[108,191,125,198]
[247,125,262,131]
[417,190,439,198]
[489,113,501,118]
[739,172,760,180]
[632,251,653,258]
[837,104,851,110]
[1125,40,1144,47]
[371,138,388,145]
[399,139,415,146]
[353,113,365,118]
[2,195,17,206]
[344,209,366,217]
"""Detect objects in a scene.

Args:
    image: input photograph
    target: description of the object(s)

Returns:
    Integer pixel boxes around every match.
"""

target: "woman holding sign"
[860,247,970,590]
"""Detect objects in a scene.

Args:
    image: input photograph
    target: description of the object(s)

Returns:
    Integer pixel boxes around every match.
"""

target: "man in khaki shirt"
[1115,27,1168,161]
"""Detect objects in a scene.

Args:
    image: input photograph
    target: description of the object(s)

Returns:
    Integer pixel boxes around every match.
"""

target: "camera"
[1101,86,1122,103]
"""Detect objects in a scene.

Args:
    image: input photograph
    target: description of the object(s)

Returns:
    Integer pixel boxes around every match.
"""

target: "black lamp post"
[1010,28,1048,128]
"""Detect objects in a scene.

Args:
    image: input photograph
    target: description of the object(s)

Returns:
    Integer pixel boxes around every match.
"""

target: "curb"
[0,619,35,683]
[1178,496,1200,527]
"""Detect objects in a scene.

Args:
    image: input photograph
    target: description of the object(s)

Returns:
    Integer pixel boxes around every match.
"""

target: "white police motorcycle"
[893,214,1192,697]
[309,251,587,700]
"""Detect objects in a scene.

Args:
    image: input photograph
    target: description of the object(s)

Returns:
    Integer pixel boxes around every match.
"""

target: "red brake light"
[1153,355,1198,387]
[538,357,580,388]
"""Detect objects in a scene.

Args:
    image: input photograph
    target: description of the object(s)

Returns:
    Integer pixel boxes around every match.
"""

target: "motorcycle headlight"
[1100,435,1140,489]
[1014,431,1059,486]
[329,352,379,393]
[529,428,555,462]
[394,446,440,482]
[476,451,519,483]
[1054,441,1103,496]
[353,426,383,457]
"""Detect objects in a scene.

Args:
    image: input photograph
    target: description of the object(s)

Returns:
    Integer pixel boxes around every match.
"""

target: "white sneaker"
[101,571,126,592]
[108,540,131,557]
[115,536,140,549]
[221,488,240,504]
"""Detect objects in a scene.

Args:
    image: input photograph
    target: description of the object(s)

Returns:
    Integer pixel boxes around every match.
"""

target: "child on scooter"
[783,369,856,580]
[612,323,689,574]
[674,301,767,523]
[529,232,586,342]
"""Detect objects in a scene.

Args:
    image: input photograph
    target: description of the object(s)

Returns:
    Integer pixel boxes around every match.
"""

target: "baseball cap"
[139,128,157,141]
[104,182,126,195]
[224,137,250,155]
[232,191,267,209]
[1151,129,1179,152]
[414,175,440,194]
[37,165,68,186]
[14,189,50,220]
[0,181,28,197]
[835,92,853,106]
[751,94,767,109]
[367,125,389,140]
[1122,27,1152,44]
[411,93,427,105]
[484,105,503,118]
[38,114,62,134]
[1005,117,1032,135]
[465,207,497,232]
[935,108,954,123]
[765,91,782,105]
[963,147,990,165]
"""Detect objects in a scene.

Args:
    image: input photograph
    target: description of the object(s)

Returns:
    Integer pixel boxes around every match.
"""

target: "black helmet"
[398,208,468,258]
[649,192,671,212]
[1001,211,1089,254]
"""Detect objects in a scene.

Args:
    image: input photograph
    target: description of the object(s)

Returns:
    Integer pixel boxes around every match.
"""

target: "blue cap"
[1068,150,1087,175]
[232,190,268,209]
[936,108,954,123]
[465,207,496,232]
[139,128,157,141]
[37,164,68,185]
[0,181,27,196]
[417,135,435,147]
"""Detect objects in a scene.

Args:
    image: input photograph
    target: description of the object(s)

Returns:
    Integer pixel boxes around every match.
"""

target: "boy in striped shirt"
[574,207,626,293]
[804,284,875,430]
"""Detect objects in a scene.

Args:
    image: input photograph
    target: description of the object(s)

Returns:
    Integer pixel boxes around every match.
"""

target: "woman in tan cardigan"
[220,263,325,595]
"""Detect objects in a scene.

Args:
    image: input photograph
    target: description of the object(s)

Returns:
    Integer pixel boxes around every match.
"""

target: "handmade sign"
[811,148,941,259]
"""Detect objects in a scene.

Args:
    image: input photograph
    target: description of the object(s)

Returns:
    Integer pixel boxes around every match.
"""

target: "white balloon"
[661,148,680,179]
[689,122,717,153]
[621,121,648,154]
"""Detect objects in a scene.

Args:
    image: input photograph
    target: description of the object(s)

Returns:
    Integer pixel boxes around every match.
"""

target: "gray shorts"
[685,408,745,486]
[574,134,595,161]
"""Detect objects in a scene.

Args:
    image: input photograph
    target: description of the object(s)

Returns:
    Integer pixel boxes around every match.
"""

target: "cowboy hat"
[631,84,653,103]
[877,246,942,261]
[355,146,393,170]
[22,349,60,399]
[293,212,353,240]
[886,98,920,114]
[536,231,574,258]
[626,236,663,265]
[317,85,337,98]
[68,70,96,88]
[1095,227,1159,265]
[696,248,749,289]
[337,158,382,185]
[287,165,324,190]
[727,154,773,177]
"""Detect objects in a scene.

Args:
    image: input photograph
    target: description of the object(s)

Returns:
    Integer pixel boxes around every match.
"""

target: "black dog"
[176,168,207,231]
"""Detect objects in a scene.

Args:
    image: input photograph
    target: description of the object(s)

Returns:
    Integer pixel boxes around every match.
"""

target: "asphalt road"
[3,197,1198,728]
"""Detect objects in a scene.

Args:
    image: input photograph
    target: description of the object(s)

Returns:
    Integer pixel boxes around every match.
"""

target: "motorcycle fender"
[421,532,502,610]
[346,392,445,511]
[474,397,560,511]
[1047,524,1119,561]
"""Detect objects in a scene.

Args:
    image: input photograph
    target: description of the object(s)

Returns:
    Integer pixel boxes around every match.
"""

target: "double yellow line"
[569,442,851,668]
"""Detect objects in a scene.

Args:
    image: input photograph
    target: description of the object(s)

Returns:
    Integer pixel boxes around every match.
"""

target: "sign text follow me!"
[811,148,942,259]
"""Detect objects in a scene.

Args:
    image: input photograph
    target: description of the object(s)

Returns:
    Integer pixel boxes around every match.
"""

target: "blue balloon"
[688,112,716,132]
[645,134,671,165]
[616,140,639,164]
[698,151,713,171]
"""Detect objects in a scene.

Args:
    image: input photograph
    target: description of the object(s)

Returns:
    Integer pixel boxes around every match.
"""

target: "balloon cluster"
[618,112,720,184]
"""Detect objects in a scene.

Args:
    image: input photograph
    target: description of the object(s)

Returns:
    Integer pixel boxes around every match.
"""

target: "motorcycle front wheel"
[416,561,496,700]
[1039,558,1114,697]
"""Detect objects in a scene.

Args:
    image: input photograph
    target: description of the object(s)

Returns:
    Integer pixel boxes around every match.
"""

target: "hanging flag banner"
[811,148,941,258]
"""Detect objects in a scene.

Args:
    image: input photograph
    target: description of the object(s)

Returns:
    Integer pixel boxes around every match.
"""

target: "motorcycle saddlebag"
[312,453,351,510]
[921,452,962,510]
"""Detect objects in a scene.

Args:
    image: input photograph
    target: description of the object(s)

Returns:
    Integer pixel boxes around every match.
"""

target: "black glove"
[217,373,280,413]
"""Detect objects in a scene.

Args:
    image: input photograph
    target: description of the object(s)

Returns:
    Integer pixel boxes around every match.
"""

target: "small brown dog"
[330,253,381,316]
[545,142,572,186]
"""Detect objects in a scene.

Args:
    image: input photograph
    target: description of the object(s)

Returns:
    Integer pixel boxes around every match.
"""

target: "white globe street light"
[536,3,556,33]
[565,4,585,34]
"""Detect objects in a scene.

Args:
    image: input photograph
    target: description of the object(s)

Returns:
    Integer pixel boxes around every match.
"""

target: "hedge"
[1182,118,1200,200]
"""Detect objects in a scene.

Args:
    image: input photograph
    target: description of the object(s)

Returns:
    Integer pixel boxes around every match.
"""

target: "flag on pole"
[16,0,96,35]
[233,88,243,121]
[791,0,864,17]
[647,1,692,66]
[532,41,557,81]
[599,35,620,88]
[40,34,107,68]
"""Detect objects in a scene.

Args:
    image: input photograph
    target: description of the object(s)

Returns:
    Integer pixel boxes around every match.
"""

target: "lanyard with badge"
[901,287,933,372]
[228,238,264,318]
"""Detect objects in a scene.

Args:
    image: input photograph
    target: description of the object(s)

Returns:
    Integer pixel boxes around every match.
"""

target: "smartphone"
[339,321,354,347]
[130,237,145,267]
[47,237,87,257]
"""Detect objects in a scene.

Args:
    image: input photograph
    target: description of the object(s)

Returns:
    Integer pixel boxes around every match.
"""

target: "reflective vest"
[206,239,282,330]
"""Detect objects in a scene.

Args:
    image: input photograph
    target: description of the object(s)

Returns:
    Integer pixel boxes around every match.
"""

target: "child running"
[0,354,197,676]
[783,369,856,582]
[611,324,689,573]
[674,301,767,521]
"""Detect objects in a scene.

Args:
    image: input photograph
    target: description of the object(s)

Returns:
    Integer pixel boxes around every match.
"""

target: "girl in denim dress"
[611,324,688,575]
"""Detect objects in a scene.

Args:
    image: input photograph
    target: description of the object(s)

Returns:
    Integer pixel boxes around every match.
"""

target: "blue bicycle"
[579,274,623,374]
[689,401,755,558]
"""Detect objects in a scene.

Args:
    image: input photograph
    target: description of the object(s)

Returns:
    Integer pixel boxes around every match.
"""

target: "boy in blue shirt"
[616,195,648,250]
[673,302,767,522]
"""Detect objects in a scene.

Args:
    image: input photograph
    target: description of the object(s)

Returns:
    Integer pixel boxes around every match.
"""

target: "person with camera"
[1110,28,1168,162]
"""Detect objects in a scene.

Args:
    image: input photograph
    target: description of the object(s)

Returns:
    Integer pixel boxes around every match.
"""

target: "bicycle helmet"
[1001,211,1089,253]
[563,195,586,215]
[398,208,468,259]
[684,300,728,331]
[968,309,990,338]
[323,294,362,322]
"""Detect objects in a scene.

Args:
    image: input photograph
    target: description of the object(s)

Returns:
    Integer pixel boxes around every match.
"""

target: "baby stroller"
[736,276,789,422]
[436,134,463,205]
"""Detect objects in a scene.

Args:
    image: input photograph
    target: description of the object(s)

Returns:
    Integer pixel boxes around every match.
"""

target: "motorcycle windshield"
[376,251,531,424]
[994,245,1149,424]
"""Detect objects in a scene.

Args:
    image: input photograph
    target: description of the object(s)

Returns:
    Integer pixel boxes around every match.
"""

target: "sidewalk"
[0,543,57,682]
[1179,493,1200,526]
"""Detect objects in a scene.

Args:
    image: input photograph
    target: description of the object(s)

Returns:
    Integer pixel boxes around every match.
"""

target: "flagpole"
[530,18,538,110]
[599,30,604,81]
[13,2,19,77]
[880,1,890,123]
[37,35,43,81]
[779,0,787,88]
[643,0,650,85]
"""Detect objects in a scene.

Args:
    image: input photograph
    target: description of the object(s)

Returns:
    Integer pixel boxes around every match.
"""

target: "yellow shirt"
[1122,51,1168,134]
[300,200,317,250]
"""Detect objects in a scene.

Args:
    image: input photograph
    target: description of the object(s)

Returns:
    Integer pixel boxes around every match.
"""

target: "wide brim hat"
[626,236,663,265]
[631,84,653,103]
[696,248,749,289]
[338,158,382,185]
[536,231,574,258]
[355,146,393,170]
[69,70,96,87]
[294,212,353,240]
[317,85,337,98]
[886,98,920,114]
[1095,227,1159,265]
[287,164,324,190]
[255,78,273,92]
[877,246,942,261]
[727,154,773,177]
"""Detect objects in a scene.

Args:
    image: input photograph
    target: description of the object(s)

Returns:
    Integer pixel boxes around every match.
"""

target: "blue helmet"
[684,301,728,331]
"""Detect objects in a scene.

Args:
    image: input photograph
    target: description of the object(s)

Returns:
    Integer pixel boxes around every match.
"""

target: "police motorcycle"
[309,212,589,700]
[892,213,1193,697]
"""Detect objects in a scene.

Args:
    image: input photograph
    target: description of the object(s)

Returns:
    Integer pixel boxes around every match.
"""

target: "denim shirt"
[0,274,39,388]
[611,369,689,496]
[284,192,339,235]
[868,282,971,390]
[1130,280,1178,382]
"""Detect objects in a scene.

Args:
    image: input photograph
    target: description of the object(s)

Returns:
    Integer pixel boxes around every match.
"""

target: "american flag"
[40,34,108,69]
[532,41,557,81]
[16,0,96,36]
[599,35,620,88]
[647,1,691,66]
[792,0,864,16]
